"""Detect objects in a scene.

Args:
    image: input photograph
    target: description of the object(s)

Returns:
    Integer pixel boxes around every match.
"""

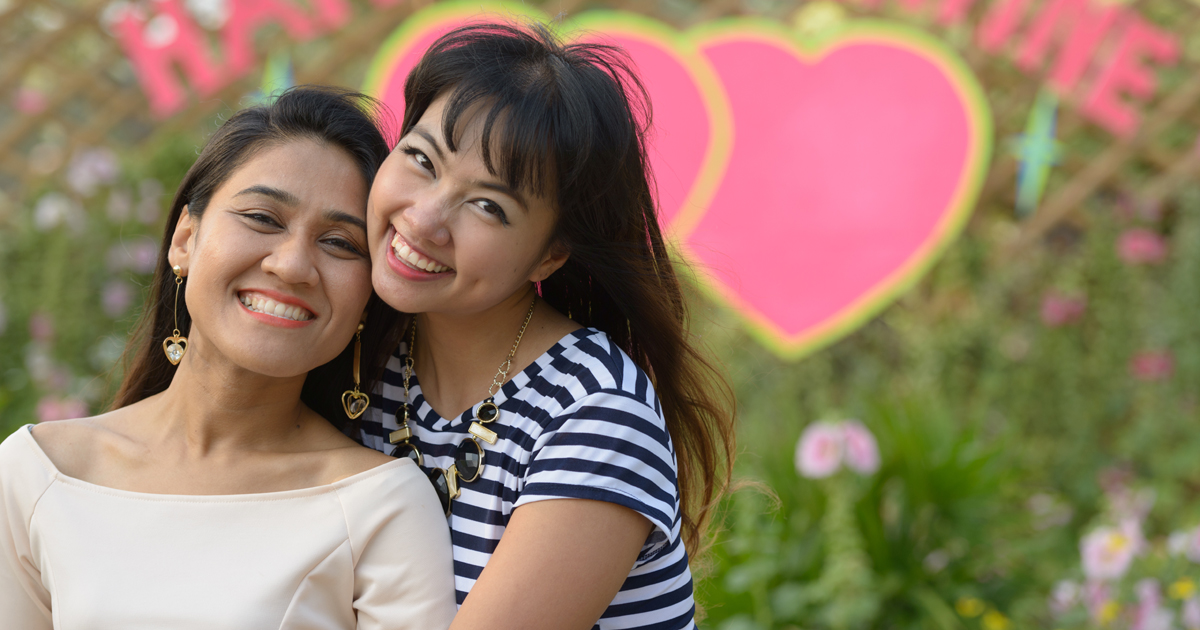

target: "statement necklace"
[388,295,538,515]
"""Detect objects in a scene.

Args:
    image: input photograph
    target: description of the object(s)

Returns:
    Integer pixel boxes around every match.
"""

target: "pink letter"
[1083,17,1179,137]
[1017,0,1121,93]
[977,0,1034,52]
[310,0,350,29]
[938,0,979,25]
[221,0,317,77]
[111,0,224,117]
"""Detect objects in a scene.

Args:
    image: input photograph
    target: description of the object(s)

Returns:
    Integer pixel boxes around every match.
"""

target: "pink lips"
[385,227,454,282]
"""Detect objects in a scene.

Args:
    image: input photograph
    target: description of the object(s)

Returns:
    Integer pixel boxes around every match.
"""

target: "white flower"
[1169,530,1192,557]
[1051,580,1080,615]
[66,147,119,196]
[796,421,844,478]
[1081,526,1137,581]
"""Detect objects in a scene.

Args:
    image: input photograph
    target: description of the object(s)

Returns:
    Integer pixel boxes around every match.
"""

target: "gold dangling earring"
[162,265,188,365]
[341,321,370,419]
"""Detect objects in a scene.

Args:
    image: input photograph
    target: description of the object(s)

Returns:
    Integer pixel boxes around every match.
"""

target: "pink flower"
[1040,291,1087,327]
[14,87,47,114]
[1081,526,1137,581]
[36,397,88,422]
[1131,351,1174,382]
[101,280,135,317]
[29,312,54,342]
[842,420,880,474]
[1118,229,1168,265]
[1132,579,1174,630]
[1084,581,1114,622]
[796,421,844,478]
[1182,597,1200,629]
[795,420,881,478]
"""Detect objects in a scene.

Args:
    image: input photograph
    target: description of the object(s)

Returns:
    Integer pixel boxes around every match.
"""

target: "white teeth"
[391,234,451,273]
[239,294,312,322]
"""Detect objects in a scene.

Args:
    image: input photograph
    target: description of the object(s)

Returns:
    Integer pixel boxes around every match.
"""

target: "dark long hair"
[112,86,405,436]
[403,23,736,557]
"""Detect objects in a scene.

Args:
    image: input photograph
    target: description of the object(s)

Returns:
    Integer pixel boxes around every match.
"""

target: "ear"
[528,240,570,284]
[166,206,194,274]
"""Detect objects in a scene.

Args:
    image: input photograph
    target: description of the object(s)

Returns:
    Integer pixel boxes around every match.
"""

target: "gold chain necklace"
[388,295,538,513]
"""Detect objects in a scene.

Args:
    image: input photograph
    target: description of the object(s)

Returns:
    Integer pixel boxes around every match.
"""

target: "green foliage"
[694,188,1200,628]
[2,125,1200,630]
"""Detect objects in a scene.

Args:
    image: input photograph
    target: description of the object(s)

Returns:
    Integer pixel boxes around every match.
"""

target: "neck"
[148,335,311,457]
[413,285,539,416]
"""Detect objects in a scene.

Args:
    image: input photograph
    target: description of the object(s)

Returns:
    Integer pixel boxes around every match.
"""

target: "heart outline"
[342,390,371,420]
[562,11,733,239]
[685,19,993,359]
[162,335,188,366]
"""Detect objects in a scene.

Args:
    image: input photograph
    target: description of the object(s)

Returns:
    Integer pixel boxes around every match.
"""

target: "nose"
[404,189,451,247]
[261,233,320,287]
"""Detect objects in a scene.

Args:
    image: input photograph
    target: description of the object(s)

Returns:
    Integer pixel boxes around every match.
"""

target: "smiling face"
[168,138,373,378]
[367,94,568,317]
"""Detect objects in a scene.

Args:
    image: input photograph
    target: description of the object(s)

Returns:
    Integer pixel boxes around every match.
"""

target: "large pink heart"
[363,4,728,237]
[685,23,991,357]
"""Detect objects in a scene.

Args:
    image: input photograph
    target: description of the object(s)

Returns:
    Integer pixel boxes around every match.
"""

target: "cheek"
[326,260,375,310]
[368,158,411,223]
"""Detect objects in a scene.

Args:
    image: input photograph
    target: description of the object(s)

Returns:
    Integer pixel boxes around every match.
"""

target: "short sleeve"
[340,458,458,630]
[515,389,680,563]
[0,427,54,629]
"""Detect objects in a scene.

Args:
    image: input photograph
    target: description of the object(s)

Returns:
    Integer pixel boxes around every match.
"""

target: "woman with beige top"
[0,86,457,629]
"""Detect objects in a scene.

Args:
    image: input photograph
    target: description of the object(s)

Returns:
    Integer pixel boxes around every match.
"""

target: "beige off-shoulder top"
[0,425,457,630]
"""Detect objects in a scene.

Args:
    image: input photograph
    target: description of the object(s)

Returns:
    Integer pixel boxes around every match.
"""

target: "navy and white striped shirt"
[360,328,696,629]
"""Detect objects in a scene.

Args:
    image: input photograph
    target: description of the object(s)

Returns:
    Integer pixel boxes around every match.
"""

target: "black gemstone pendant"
[390,442,421,465]
[428,468,451,515]
[476,400,499,423]
[455,439,483,482]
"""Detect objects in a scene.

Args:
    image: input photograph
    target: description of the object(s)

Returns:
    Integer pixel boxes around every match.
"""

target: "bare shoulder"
[30,407,140,479]
[325,444,396,483]
[308,424,396,483]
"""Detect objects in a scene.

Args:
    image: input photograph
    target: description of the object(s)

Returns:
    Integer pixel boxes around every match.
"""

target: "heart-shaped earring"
[163,265,189,365]
[341,321,370,419]
[342,390,370,419]
[162,335,188,366]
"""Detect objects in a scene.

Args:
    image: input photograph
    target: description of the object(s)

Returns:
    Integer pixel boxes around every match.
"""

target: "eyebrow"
[412,127,446,161]
[233,185,299,206]
[323,209,367,232]
[474,180,528,211]
[410,126,530,212]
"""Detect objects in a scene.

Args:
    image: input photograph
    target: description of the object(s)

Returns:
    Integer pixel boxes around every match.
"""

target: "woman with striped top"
[361,21,737,629]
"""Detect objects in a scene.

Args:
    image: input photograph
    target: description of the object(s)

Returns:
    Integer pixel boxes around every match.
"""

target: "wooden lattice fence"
[1,0,1199,248]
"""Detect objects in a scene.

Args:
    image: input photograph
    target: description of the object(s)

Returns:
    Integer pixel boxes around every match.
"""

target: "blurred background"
[2,0,1199,628]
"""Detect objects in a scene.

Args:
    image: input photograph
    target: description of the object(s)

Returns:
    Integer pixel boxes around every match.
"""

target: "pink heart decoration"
[685,23,991,357]
[364,5,729,237]
[568,14,730,233]
[365,7,992,360]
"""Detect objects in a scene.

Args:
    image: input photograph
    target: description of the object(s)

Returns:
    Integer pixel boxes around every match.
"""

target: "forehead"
[411,93,556,204]
[214,138,368,212]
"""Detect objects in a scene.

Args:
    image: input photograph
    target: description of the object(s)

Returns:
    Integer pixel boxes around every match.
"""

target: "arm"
[0,428,54,629]
[350,461,458,630]
[449,498,653,630]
